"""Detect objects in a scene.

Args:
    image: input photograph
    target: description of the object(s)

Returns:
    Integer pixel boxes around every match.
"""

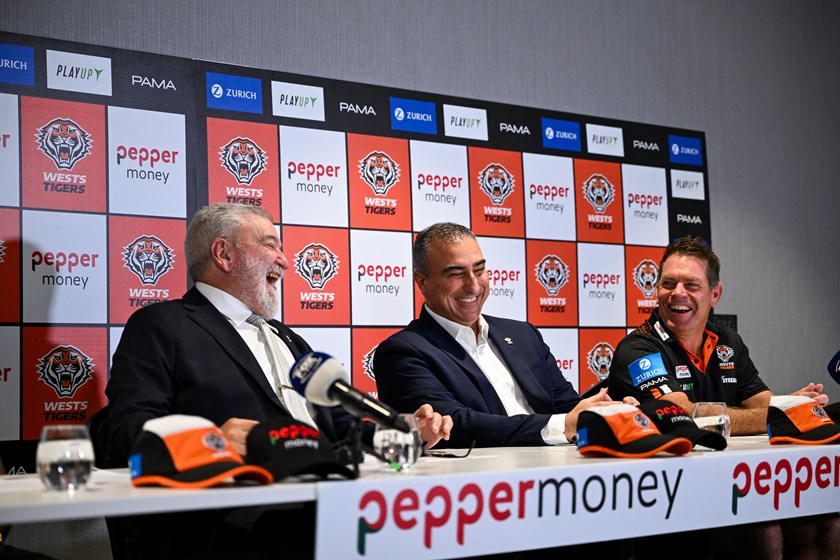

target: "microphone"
[290,351,410,432]
[828,350,840,386]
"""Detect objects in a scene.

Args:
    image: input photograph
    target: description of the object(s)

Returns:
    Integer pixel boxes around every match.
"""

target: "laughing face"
[656,254,722,339]
[229,215,288,318]
[415,237,489,333]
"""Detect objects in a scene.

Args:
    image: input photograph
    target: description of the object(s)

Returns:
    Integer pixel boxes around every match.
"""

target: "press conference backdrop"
[0,29,709,467]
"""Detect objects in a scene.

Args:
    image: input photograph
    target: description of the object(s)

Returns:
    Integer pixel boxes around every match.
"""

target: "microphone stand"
[334,418,364,479]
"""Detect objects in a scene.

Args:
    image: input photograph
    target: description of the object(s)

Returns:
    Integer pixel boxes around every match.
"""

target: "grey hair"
[185,203,273,281]
[412,222,476,276]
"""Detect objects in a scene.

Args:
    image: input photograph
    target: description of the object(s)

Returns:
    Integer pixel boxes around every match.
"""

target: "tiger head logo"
[633,412,651,429]
[0,239,6,263]
[812,405,829,421]
[295,243,339,290]
[582,174,614,213]
[363,347,377,382]
[123,235,174,286]
[220,137,267,185]
[633,259,659,298]
[535,254,569,296]
[359,151,400,196]
[37,345,94,399]
[716,345,735,363]
[587,342,615,381]
[479,163,514,204]
[36,117,92,170]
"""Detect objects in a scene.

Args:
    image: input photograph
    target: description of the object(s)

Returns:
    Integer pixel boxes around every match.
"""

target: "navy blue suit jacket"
[374,308,580,448]
[105,287,353,466]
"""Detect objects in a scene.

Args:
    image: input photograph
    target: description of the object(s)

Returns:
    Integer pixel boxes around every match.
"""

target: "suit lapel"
[486,318,553,413]
[417,309,507,415]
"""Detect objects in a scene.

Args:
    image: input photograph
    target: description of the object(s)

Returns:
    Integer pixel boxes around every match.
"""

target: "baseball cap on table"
[576,403,693,458]
[639,399,727,451]
[767,395,840,445]
[246,415,355,481]
[129,415,273,488]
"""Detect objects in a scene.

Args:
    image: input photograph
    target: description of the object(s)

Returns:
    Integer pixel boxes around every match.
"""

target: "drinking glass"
[372,414,422,471]
[36,424,95,491]
[692,402,731,439]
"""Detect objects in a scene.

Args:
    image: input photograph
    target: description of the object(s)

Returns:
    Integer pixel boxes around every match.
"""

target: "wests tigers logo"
[633,259,659,298]
[582,174,614,213]
[36,117,92,170]
[587,342,615,381]
[220,137,267,185]
[123,235,174,285]
[295,243,339,289]
[535,254,569,296]
[0,239,6,263]
[37,345,94,398]
[716,345,735,363]
[479,163,514,204]
[363,347,377,382]
[359,151,400,196]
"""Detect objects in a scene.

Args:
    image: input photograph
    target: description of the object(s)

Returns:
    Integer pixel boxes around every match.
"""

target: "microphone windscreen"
[290,351,350,407]
[828,351,840,386]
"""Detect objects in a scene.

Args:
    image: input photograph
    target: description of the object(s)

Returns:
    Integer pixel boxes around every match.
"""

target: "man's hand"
[793,382,830,406]
[220,418,259,456]
[413,404,453,449]
[563,388,616,441]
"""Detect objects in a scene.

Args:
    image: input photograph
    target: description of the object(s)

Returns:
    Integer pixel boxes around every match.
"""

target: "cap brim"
[769,424,840,445]
[667,425,728,450]
[579,435,693,458]
[132,461,273,488]
[259,458,355,481]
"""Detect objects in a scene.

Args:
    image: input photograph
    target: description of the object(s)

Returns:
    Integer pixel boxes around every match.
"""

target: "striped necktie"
[245,313,318,427]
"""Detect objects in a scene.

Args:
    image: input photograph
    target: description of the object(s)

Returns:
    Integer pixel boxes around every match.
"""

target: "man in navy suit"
[375,222,617,448]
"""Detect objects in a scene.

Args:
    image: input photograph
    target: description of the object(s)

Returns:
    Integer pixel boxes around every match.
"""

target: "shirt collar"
[425,304,489,346]
[195,282,255,328]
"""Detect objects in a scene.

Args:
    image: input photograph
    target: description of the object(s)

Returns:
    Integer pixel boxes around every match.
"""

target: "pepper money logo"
[478,163,514,204]
[37,345,94,398]
[587,342,615,381]
[122,235,174,285]
[36,117,92,170]
[220,137,267,185]
[359,151,399,196]
[534,254,569,296]
[295,243,339,289]
[582,174,614,213]
[633,259,659,298]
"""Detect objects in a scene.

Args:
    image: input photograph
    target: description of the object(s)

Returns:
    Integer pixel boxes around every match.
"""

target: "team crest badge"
[295,243,339,289]
[220,137,267,185]
[37,345,94,398]
[123,235,174,285]
[203,431,228,451]
[36,117,92,170]
[633,259,659,298]
[0,239,6,263]
[363,347,377,382]
[359,151,400,196]
[587,342,615,380]
[634,412,651,429]
[582,174,614,213]
[535,254,569,296]
[716,345,735,362]
[478,163,514,204]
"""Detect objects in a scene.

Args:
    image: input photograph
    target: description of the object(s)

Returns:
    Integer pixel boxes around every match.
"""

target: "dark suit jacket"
[105,287,354,466]
[374,308,580,448]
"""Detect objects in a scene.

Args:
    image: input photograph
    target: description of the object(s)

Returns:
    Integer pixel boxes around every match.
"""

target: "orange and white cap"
[767,396,840,445]
[129,415,273,488]
[575,403,693,458]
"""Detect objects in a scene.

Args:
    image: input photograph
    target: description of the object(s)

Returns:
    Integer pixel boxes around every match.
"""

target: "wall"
[2,0,838,400]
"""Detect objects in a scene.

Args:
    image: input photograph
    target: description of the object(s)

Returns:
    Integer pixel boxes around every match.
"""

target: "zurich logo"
[394,107,405,121]
[545,127,555,140]
[639,358,651,369]
[671,143,679,156]
[211,83,223,98]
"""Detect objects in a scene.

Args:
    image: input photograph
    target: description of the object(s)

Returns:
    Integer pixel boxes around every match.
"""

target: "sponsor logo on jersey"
[534,254,569,296]
[295,243,339,290]
[122,235,174,285]
[37,345,94,398]
[629,353,667,387]
[220,137,267,185]
[359,151,400,196]
[675,365,691,379]
[587,342,615,381]
[36,118,92,170]
[478,163,514,204]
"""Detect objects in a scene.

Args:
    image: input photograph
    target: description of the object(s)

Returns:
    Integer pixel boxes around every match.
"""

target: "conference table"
[1,436,838,559]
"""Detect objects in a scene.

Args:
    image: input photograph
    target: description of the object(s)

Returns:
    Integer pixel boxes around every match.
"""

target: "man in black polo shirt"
[608,236,838,558]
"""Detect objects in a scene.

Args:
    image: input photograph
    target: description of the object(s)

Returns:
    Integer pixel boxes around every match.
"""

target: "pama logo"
[582,174,614,213]
[633,259,659,298]
[716,345,734,362]
[587,342,615,381]
[295,243,339,289]
[220,137,267,185]
[534,254,569,296]
[359,151,400,196]
[122,235,174,286]
[478,163,514,204]
[363,347,376,382]
[37,345,94,398]
[36,117,92,170]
